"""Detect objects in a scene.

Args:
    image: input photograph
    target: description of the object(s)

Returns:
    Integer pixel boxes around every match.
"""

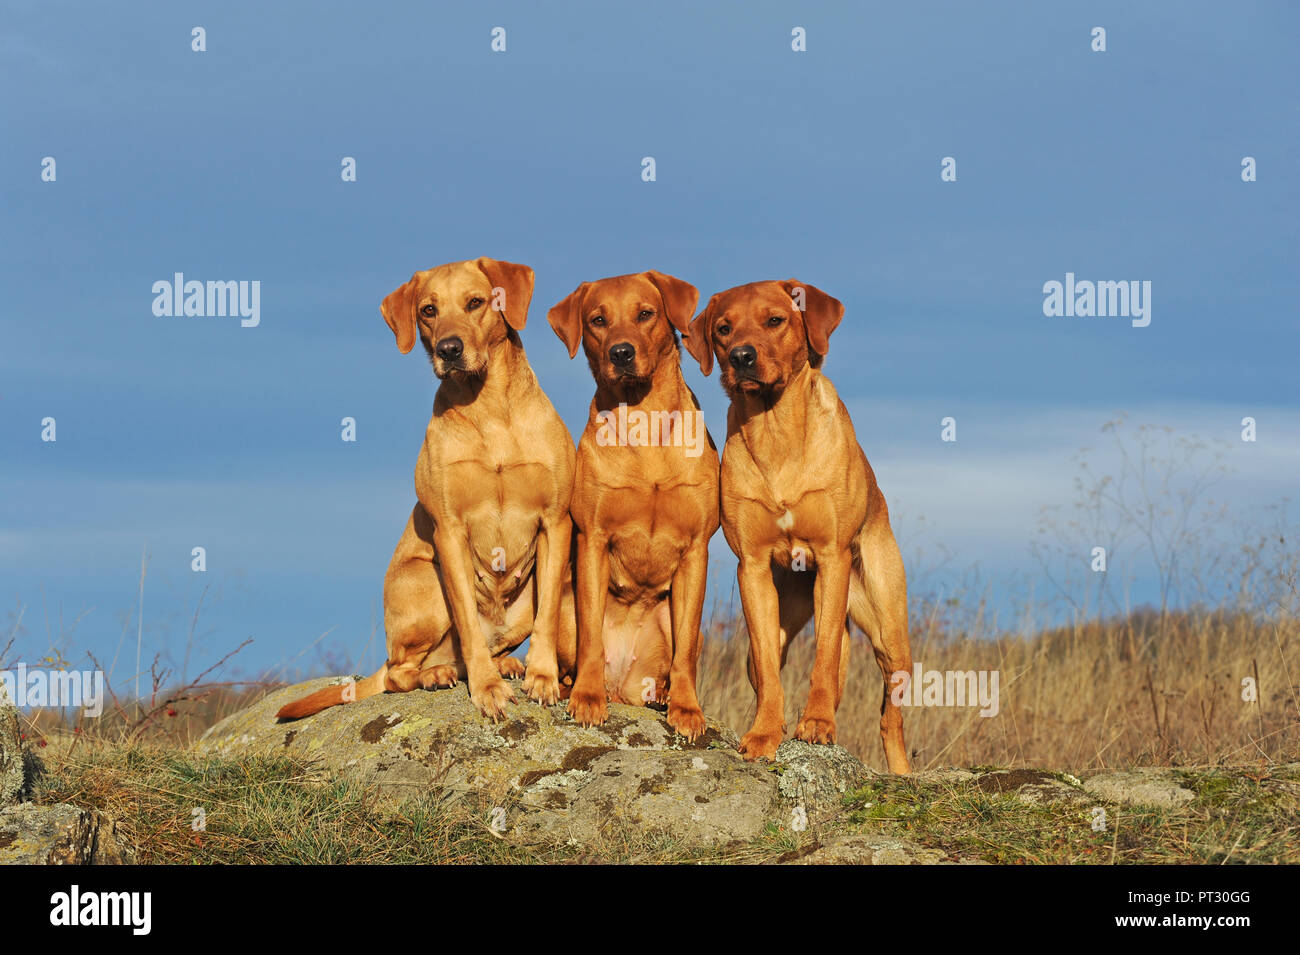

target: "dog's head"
[547,271,698,394]
[685,280,843,399]
[381,257,534,380]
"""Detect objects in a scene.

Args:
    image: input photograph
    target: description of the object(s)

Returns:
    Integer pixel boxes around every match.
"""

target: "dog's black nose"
[729,345,757,371]
[435,336,463,362]
[608,342,636,368]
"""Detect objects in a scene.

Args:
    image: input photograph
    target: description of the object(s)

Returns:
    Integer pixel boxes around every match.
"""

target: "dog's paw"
[470,677,516,721]
[667,702,706,741]
[738,728,783,761]
[494,656,526,679]
[567,686,609,727]
[522,665,560,705]
[419,665,458,689]
[794,714,837,745]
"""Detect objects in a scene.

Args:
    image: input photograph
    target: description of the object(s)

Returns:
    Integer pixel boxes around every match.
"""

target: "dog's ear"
[684,294,719,376]
[784,280,844,359]
[381,275,419,354]
[644,271,699,336]
[547,283,588,359]
[476,257,534,331]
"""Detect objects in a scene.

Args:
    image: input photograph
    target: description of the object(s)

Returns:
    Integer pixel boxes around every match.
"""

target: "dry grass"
[16,602,1298,777]
[697,603,1300,772]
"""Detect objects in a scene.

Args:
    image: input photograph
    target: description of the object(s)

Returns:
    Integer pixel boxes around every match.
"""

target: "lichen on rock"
[199,676,873,847]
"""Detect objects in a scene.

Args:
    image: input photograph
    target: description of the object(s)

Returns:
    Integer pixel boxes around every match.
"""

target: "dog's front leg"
[433,522,515,719]
[568,528,611,726]
[666,540,709,740]
[523,515,570,705]
[796,549,851,745]
[737,555,785,760]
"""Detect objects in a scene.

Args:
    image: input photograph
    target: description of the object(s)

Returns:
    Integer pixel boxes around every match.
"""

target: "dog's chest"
[607,533,681,594]
[598,481,703,590]
[430,451,555,516]
[727,458,838,560]
[764,500,822,570]
[415,444,555,594]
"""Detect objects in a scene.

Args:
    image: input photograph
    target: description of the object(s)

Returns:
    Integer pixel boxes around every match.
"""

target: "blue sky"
[2,1,1296,688]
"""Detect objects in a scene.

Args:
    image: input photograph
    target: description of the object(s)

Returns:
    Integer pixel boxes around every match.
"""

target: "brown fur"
[684,279,912,772]
[277,257,577,722]
[548,271,719,740]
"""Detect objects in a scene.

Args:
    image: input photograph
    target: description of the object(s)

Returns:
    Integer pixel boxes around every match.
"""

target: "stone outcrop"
[199,676,874,846]
[0,802,133,865]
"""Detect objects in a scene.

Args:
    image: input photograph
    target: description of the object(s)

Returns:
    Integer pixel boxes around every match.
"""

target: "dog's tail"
[275,666,388,720]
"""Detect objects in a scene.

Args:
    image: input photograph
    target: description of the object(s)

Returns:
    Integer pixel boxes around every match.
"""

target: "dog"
[277,257,577,722]
[547,271,719,739]
[684,279,912,772]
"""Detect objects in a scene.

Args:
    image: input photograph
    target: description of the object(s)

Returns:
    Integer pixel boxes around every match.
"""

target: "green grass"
[838,768,1300,864]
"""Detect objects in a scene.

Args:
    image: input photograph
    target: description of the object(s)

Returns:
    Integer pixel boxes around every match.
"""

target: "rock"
[515,746,776,845]
[199,676,875,847]
[0,803,133,864]
[0,701,23,804]
[781,833,979,865]
[1083,769,1195,809]
[973,769,1089,806]
[774,740,872,818]
[200,677,738,802]
[911,768,978,786]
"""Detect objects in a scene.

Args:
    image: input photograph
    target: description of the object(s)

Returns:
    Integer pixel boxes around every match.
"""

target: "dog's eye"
[421,304,437,318]
[591,314,606,327]
[767,314,785,327]
[638,309,654,321]
[716,323,731,336]
[467,297,484,310]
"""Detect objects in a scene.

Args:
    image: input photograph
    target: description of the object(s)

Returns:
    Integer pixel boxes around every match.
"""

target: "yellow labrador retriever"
[277,257,577,721]
[685,280,912,771]
[547,271,719,740]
